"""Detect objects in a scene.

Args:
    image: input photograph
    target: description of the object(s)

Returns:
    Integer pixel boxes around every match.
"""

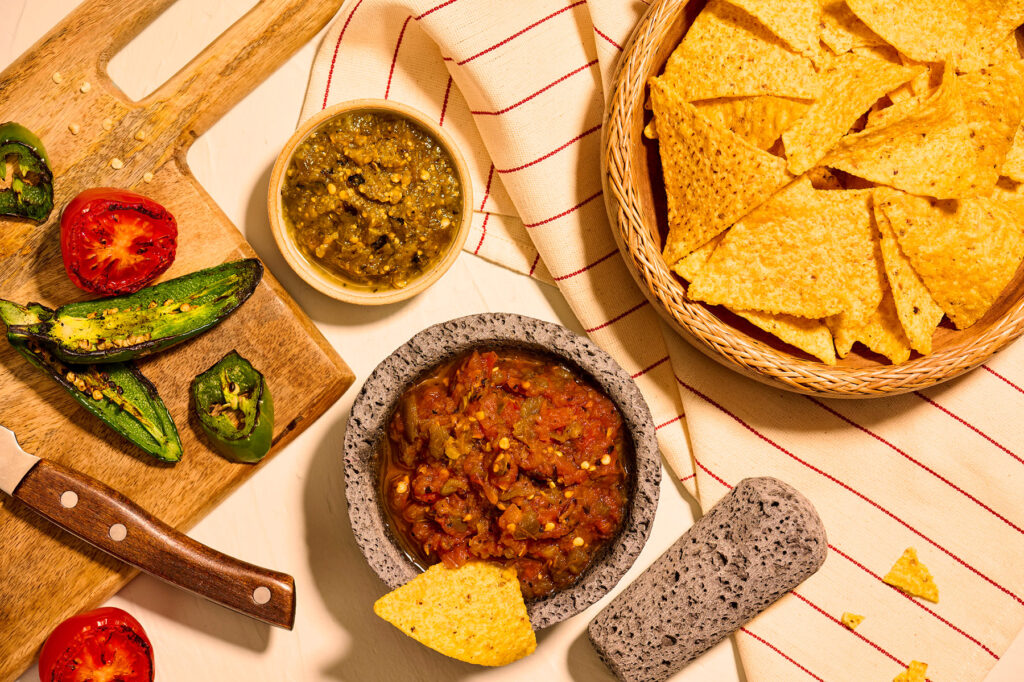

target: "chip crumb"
[883,547,938,602]
[79,81,91,93]
[68,123,80,135]
[893,660,927,682]
[51,71,63,84]
[110,158,124,170]
[840,612,864,630]
[102,118,114,131]
[143,172,154,183]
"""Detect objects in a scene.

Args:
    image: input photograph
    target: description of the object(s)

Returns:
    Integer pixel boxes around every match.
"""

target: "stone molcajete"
[343,312,661,628]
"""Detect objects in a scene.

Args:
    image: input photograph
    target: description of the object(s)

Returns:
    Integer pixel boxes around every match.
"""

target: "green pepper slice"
[0,300,182,462]
[2,258,263,364]
[0,122,54,222]
[191,351,273,463]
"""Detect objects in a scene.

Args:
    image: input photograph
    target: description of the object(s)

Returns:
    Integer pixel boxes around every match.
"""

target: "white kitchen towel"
[301,1,1024,680]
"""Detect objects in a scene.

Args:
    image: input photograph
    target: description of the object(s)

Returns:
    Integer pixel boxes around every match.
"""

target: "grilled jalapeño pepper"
[191,351,273,463]
[0,300,182,462]
[2,259,263,364]
[0,122,54,222]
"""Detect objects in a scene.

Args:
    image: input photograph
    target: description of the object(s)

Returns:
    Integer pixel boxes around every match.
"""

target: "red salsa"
[382,349,629,599]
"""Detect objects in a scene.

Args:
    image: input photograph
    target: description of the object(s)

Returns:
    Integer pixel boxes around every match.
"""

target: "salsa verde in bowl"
[343,313,660,628]
[268,100,472,305]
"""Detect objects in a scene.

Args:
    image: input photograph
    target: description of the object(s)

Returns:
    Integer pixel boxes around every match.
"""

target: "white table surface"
[3,3,1023,681]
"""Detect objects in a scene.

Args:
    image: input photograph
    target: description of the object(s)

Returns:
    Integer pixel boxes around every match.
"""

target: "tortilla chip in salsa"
[374,562,536,666]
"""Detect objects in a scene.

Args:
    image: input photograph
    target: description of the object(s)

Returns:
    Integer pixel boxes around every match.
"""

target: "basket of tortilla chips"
[604,0,1024,396]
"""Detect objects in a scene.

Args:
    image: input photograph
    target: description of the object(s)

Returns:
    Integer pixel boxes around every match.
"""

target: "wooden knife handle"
[13,459,296,629]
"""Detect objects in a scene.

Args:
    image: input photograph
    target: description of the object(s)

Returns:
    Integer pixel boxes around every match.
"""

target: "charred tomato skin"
[38,607,154,682]
[61,188,177,296]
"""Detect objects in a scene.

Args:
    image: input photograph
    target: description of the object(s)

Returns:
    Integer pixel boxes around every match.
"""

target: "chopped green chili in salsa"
[281,111,461,291]
[382,349,629,600]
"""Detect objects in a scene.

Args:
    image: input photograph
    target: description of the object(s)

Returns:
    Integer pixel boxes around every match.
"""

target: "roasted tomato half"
[38,607,154,682]
[61,188,177,296]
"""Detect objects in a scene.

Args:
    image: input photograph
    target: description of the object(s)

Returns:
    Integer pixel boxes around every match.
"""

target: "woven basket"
[601,0,1024,398]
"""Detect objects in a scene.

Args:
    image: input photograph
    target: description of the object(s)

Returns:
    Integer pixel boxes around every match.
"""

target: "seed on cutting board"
[110,158,123,170]
[68,122,80,135]
[79,81,91,93]
[102,118,113,131]
[51,71,63,84]
[143,172,154,183]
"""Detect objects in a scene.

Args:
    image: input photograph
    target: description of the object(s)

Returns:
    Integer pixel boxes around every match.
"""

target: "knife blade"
[0,425,296,629]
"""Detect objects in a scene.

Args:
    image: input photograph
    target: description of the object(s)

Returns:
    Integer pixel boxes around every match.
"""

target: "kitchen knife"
[0,425,295,629]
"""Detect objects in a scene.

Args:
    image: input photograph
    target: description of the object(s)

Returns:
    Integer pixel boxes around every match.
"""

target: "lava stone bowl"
[343,313,661,628]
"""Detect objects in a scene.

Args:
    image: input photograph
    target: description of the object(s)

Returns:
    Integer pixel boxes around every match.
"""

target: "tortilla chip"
[894,661,928,682]
[687,180,877,318]
[783,53,924,174]
[1005,122,1024,182]
[739,310,838,365]
[672,232,838,364]
[847,0,1024,69]
[851,43,903,65]
[825,220,886,358]
[727,0,821,58]
[961,3,1024,71]
[823,63,988,199]
[373,562,536,666]
[883,547,939,602]
[662,0,820,101]
[841,612,865,630]
[673,232,725,281]
[819,0,888,54]
[650,77,792,266]
[694,96,811,150]
[874,194,944,354]
[879,190,1024,328]
[853,290,913,364]
[807,166,844,189]
[959,60,1024,187]
[984,32,1024,66]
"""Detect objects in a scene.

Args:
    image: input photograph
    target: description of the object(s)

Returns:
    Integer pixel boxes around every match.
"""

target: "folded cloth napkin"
[302,1,1024,679]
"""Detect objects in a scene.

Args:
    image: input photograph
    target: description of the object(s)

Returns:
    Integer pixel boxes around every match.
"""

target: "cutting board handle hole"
[106,0,258,102]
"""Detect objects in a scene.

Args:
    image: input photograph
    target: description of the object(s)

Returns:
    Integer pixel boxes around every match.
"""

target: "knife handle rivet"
[59,490,78,508]
[252,586,271,605]
[109,523,127,542]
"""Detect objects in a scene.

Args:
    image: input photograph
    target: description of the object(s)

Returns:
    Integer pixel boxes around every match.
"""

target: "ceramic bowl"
[268,99,472,305]
[342,313,661,628]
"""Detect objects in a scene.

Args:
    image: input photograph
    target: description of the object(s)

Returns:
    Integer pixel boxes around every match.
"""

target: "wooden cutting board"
[0,1,352,678]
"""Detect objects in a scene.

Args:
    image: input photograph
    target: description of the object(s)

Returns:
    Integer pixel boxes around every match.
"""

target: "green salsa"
[281,111,462,291]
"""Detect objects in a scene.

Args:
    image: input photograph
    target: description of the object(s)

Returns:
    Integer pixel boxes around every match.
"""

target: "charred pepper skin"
[0,300,182,462]
[2,259,263,365]
[191,350,274,463]
[0,121,54,222]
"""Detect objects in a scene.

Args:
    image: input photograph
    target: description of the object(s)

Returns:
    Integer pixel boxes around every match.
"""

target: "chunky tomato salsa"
[382,349,629,599]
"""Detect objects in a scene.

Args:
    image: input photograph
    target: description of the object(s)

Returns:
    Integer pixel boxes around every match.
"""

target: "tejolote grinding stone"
[587,477,828,682]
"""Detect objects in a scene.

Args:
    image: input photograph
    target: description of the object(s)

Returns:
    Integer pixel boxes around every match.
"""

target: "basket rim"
[601,0,1024,398]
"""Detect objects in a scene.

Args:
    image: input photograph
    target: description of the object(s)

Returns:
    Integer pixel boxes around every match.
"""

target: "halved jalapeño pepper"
[191,351,273,463]
[0,300,182,462]
[3,258,263,364]
[0,121,54,222]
